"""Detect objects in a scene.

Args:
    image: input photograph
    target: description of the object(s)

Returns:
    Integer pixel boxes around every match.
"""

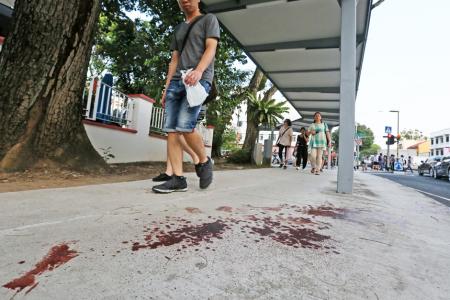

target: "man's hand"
[184,69,203,86]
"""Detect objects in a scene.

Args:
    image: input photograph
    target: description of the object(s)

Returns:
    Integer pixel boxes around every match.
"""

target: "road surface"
[372,172,450,208]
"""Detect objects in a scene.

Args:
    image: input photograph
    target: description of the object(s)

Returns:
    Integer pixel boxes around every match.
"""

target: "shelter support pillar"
[337,0,357,193]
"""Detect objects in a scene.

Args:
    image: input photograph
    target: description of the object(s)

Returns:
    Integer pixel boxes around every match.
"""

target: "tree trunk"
[242,68,265,157]
[211,121,226,158]
[263,84,278,101]
[0,0,105,171]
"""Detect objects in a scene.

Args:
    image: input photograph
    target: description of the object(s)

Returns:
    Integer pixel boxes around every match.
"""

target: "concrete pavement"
[1,168,450,299]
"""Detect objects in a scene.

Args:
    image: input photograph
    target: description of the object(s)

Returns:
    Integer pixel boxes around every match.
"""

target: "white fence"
[82,80,214,163]
[149,106,165,134]
[83,78,134,129]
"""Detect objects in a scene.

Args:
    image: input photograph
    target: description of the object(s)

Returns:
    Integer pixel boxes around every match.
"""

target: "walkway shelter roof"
[203,0,373,127]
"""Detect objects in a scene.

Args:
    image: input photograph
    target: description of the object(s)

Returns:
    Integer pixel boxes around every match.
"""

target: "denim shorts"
[163,79,211,133]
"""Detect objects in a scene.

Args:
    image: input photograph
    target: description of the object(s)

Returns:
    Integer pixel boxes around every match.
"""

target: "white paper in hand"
[181,69,209,107]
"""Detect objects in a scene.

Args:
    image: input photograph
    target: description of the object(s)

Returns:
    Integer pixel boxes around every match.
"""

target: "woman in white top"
[276,119,293,169]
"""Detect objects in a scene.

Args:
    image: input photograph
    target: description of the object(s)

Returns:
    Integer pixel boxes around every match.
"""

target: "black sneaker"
[152,172,172,182]
[152,176,188,193]
[195,157,213,189]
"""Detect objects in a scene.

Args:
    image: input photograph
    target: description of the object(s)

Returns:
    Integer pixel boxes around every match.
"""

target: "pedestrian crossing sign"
[385,126,392,134]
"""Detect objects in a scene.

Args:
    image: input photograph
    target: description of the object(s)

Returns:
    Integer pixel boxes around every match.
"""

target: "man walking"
[152,0,220,193]
[405,156,414,174]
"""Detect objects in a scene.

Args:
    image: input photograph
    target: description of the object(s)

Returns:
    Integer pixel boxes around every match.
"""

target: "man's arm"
[161,51,179,107]
[184,38,218,86]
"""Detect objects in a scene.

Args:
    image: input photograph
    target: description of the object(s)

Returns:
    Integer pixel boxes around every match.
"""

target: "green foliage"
[400,129,425,140]
[332,123,375,152]
[360,144,381,158]
[221,128,240,151]
[90,0,248,105]
[226,149,251,164]
[331,129,339,149]
[356,124,375,152]
[246,91,289,128]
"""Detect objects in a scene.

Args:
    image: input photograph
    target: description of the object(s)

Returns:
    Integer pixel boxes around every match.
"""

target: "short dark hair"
[300,127,306,131]
[284,119,292,126]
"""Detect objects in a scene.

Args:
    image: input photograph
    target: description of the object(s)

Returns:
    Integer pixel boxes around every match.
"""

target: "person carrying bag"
[276,119,293,169]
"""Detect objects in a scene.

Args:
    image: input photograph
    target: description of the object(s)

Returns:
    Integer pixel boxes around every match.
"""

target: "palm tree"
[243,91,289,162]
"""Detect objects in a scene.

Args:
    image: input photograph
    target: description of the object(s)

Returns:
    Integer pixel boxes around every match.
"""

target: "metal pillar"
[337,0,357,193]
[396,111,400,158]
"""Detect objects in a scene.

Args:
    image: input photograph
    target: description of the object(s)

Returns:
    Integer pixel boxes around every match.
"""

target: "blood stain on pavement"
[3,243,78,295]
[131,204,345,253]
[216,206,233,212]
[305,205,346,218]
[185,207,202,214]
[132,220,229,251]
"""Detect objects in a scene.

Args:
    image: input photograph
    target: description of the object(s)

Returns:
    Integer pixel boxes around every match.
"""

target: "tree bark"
[263,84,278,101]
[0,0,105,171]
[242,68,265,156]
[242,70,278,162]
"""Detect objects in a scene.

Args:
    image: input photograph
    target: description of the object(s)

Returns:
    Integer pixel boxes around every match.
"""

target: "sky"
[240,0,450,146]
[355,0,450,146]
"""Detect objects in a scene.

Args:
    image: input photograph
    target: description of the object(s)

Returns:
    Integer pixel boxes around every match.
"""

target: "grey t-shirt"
[170,13,220,84]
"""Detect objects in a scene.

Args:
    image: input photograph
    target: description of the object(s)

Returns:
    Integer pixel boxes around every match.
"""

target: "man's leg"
[165,135,199,175]
[182,131,206,164]
[183,130,214,189]
[167,132,184,176]
[152,132,188,194]
[152,80,188,193]
[166,159,173,175]
[179,134,200,164]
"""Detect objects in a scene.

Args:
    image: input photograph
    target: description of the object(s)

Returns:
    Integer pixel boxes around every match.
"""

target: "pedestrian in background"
[294,127,308,170]
[378,153,383,171]
[382,155,388,171]
[308,112,331,175]
[276,119,293,169]
[405,156,414,174]
[389,154,395,172]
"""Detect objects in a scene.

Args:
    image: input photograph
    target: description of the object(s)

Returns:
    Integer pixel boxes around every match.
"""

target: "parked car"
[433,155,450,180]
[418,156,442,177]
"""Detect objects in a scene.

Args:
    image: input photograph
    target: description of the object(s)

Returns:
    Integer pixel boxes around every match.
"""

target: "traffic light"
[397,134,401,141]
[386,134,395,145]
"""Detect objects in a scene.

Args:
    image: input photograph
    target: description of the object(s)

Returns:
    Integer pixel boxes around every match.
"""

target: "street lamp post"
[389,110,400,158]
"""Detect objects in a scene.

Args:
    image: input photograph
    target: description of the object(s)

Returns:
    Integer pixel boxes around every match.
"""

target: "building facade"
[430,128,450,157]
[407,140,430,157]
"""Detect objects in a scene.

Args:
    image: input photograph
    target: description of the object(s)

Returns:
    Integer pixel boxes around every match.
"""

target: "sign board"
[385,126,392,134]
[356,139,363,146]
[394,161,403,171]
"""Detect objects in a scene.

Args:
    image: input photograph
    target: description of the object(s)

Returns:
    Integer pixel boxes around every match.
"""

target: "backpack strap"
[180,15,205,53]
